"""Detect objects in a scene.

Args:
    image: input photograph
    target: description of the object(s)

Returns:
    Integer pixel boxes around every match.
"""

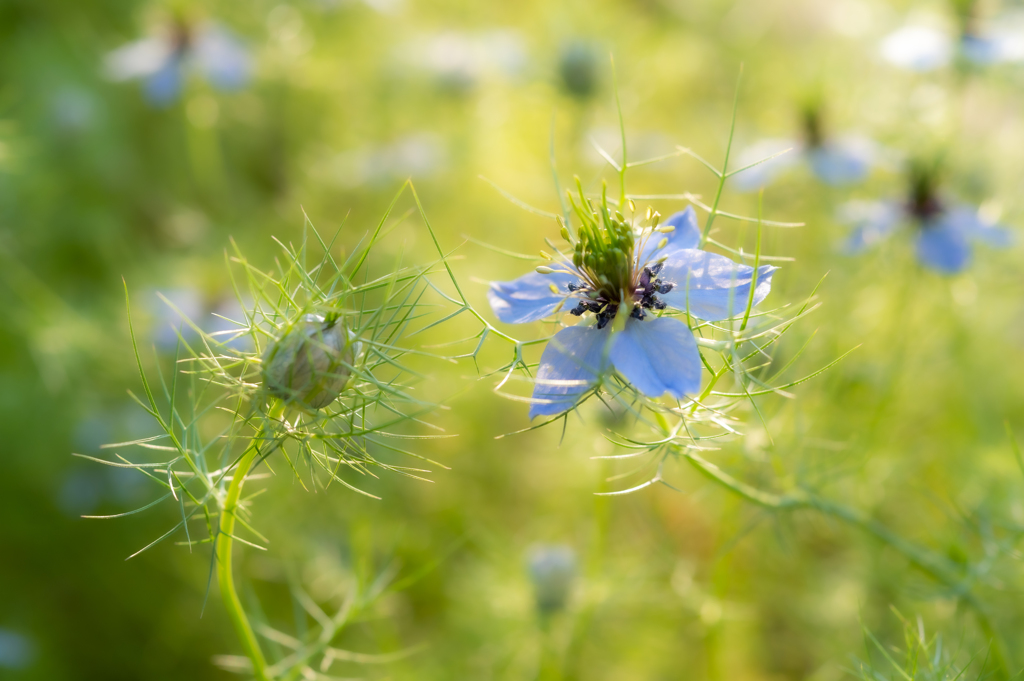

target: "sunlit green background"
[3,0,1024,678]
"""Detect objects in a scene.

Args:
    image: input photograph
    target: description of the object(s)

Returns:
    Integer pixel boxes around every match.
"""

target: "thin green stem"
[612,56,628,210]
[699,66,743,248]
[217,433,272,681]
[675,448,1012,678]
[739,190,763,332]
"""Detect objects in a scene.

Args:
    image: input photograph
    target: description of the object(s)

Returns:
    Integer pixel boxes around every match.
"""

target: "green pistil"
[565,179,636,304]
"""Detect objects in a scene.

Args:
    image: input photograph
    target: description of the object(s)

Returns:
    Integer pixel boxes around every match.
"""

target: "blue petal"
[144,56,183,106]
[807,138,873,186]
[944,205,1013,248]
[193,26,251,91]
[838,200,903,254]
[658,249,776,322]
[961,33,1004,65]
[488,270,580,324]
[916,219,971,274]
[530,325,609,419]
[638,206,701,264]
[730,139,802,192]
[609,317,701,398]
[881,26,952,71]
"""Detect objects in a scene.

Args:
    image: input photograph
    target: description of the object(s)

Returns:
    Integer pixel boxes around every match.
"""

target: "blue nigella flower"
[732,105,876,191]
[840,162,1012,274]
[487,203,776,419]
[880,14,1024,72]
[105,16,251,106]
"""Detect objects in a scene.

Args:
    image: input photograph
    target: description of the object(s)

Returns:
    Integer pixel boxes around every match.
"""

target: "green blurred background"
[3,0,1024,678]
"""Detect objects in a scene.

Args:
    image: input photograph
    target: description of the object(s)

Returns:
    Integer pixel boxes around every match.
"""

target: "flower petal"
[881,26,952,71]
[610,317,701,399]
[806,137,874,186]
[193,25,251,90]
[144,57,184,106]
[530,325,609,419]
[639,206,701,264]
[731,138,802,192]
[488,270,580,324]
[960,33,1004,65]
[104,38,174,81]
[838,200,903,254]
[944,205,1014,248]
[916,219,971,274]
[658,249,776,322]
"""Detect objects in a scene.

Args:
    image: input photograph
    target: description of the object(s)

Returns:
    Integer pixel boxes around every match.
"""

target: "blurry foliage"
[2,0,1024,679]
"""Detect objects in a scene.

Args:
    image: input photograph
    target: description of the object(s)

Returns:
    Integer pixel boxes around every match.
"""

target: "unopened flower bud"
[262,314,358,410]
[527,545,576,616]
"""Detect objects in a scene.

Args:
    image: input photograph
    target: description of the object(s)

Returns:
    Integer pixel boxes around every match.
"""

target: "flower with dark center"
[879,1,1024,73]
[487,193,776,418]
[262,314,359,410]
[840,160,1012,274]
[731,103,876,191]
[105,14,251,106]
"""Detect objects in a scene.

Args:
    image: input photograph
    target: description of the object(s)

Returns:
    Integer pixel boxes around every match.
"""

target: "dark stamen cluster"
[630,263,673,321]
[566,261,673,328]
[555,179,676,329]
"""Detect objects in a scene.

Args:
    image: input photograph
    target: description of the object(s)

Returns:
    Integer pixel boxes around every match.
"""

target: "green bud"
[262,314,358,410]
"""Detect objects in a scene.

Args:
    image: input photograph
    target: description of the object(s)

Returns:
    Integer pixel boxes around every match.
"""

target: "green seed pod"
[262,314,358,410]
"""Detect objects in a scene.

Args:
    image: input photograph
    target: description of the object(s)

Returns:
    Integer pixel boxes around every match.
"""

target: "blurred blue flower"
[105,18,251,106]
[0,629,34,670]
[840,199,1012,274]
[487,207,775,418]
[880,21,1024,71]
[733,107,877,191]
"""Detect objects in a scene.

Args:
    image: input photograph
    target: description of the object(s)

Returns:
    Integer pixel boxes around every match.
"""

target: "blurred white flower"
[316,133,446,189]
[400,30,527,91]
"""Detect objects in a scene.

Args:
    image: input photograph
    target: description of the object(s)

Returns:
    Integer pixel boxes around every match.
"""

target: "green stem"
[677,449,1012,677]
[217,438,271,680]
[699,67,742,248]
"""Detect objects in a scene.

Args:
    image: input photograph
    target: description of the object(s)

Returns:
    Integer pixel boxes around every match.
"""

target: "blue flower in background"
[105,17,251,106]
[487,206,776,419]
[840,163,1012,274]
[732,106,877,191]
[880,18,1024,71]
